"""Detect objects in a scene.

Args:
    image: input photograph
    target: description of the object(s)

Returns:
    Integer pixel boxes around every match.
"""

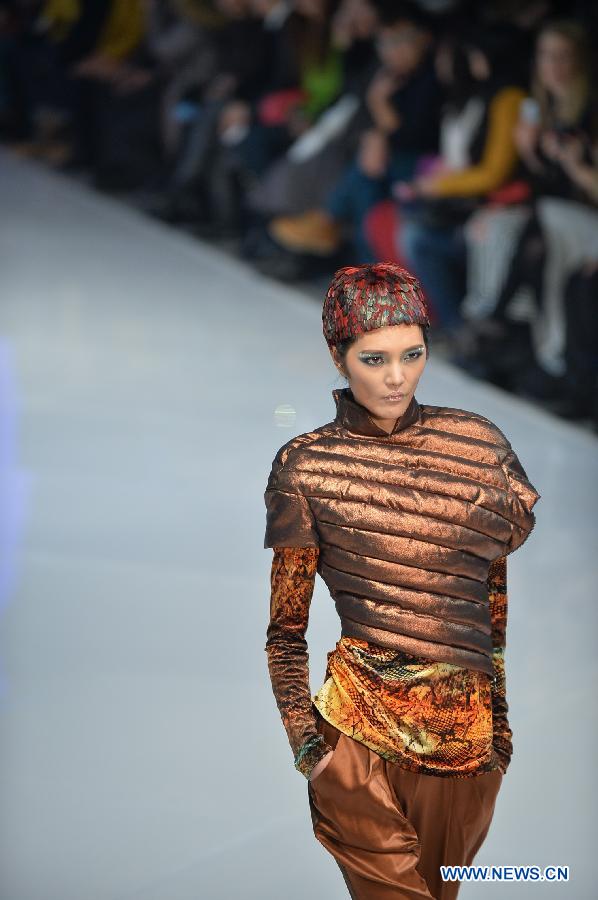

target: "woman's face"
[467,48,491,82]
[331,324,427,432]
[375,22,431,77]
[536,32,578,95]
[215,0,248,17]
[335,0,379,40]
[295,0,326,20]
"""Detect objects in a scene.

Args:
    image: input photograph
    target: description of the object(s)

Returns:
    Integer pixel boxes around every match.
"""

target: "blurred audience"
[266,2,443,267]
[244,0,380,224]
[396,22,527,333]
[1,0,597,427]
[461,17,598,410]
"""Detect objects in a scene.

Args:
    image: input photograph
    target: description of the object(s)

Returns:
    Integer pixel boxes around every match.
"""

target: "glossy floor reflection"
[0,148,596,899]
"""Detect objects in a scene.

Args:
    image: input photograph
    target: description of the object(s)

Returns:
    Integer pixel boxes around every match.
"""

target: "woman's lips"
[382,394,405,402]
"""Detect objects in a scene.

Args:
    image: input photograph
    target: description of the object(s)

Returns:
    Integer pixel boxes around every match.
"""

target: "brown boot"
[268,209,342,256]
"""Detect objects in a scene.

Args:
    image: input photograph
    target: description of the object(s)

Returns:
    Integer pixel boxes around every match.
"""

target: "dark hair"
[374,0,434,32]
[333,325,430,376]
[289,0,340,67]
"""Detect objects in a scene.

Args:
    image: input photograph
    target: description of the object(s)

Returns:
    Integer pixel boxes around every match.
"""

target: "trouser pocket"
[306,727,435,899]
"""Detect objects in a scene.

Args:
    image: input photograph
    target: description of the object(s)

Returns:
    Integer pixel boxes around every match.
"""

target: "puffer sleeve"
[264,447,320,548]
[265,546,334,779]
[500,447,541,555]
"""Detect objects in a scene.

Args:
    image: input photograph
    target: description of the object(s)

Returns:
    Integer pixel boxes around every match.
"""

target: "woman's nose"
[385,363,406,387]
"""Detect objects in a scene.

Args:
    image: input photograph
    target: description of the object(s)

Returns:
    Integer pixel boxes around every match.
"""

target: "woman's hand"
[514,119,545,174]
[412,174,442,197]
[514,118,541,156]
[366,68,402,134]
[393,180,416,201]
[71,53,122,82]
[113,66,154,95]
[539,129,562,161]
[366,69,400,105]
[393,177,438,200]
[309,749,335,782]
[556,134,585,171]
[287,106,312,139]
[557,136,598,202]
[331,2,354,50]
[204,72,238,102]
[357,128,389,178]
[218,100,251,135]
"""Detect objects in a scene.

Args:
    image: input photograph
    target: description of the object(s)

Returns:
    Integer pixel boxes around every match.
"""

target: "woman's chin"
[374,397,409,415]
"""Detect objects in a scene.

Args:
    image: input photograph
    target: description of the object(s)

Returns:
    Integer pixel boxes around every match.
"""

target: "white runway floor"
[0,147,596,899]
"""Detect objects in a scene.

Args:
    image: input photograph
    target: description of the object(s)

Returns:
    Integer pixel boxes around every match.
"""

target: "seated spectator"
[152,0,344,233]
[242,0,380,235]
[0,0,117,161]
[550,262,598,424]
[395,22,526,336]
[265,0,443,267]
[462,18,598,393]
[9,0,164,185]
[144,0,225,165]
[71,0,177,188]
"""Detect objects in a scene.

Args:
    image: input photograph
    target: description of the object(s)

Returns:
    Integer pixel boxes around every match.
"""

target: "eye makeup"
[358,346,425,365]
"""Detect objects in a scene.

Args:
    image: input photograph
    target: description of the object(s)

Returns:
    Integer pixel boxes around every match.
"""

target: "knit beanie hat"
[322,263,431,351]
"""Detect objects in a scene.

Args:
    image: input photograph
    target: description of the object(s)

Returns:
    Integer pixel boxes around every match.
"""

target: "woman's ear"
[330,347,347,379]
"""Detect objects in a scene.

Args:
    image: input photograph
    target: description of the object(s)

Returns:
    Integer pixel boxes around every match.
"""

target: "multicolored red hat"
[322,263,431,350]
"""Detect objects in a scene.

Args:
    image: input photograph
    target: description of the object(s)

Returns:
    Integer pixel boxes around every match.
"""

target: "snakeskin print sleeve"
[265,546,334,779]
[487,556,513,774]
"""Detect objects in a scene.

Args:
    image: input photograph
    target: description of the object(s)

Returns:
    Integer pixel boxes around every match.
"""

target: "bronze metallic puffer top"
[264,387,541,677]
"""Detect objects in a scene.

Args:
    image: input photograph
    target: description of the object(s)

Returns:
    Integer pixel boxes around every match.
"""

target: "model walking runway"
[0,149,595,899]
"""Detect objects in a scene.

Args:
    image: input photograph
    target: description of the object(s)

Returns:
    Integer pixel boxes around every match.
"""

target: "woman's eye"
[362,351,423,366]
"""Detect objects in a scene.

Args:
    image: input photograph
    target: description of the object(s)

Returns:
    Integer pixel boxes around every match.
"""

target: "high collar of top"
[332,387,421,438]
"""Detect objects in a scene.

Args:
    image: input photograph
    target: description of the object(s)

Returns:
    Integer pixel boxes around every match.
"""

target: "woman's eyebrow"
[358,345,425,353]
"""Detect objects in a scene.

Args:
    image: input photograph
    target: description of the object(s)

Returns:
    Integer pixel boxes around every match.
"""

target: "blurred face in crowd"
[536,30,579,96]
[338,0,379,38]
[249,0,277,14]
[215,0,248,18]
[434,38,470,86]
[294,0,327,21]
[434,39,454,85]
[467,48,491,82]
[434,38,486,106]
[333,0,379,48]
[375,20,432,77]
[331,325,428,433]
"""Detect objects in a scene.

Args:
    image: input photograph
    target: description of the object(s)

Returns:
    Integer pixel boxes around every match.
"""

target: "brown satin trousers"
[307,707,503,900]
